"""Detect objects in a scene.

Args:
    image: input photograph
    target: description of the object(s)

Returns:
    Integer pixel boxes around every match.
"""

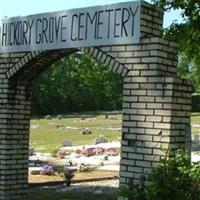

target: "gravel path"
[55,179,119,194]
[74,179,119,188]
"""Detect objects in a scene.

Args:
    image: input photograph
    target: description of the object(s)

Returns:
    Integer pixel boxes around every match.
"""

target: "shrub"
[119,150,200,200]
[49,146,59,157]
[78,163,89,172]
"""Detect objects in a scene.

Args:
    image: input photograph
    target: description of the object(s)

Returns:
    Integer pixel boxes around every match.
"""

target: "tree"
[31,52,123,115]
[152,0,200,93]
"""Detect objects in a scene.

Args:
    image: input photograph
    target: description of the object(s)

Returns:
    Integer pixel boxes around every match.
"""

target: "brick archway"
[0,2,193,200]
[5,47,129,81]
[0,46,129,199]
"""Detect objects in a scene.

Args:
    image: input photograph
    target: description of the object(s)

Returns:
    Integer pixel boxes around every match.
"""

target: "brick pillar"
[118,38,193,189]
[0,74,31,199]
[97,2,193,190]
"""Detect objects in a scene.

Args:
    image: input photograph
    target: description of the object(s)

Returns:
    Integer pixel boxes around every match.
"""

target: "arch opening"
[27,50,124,199]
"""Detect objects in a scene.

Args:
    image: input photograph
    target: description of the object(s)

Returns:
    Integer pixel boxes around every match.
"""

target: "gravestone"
[45,115,52,120]
[81,128,92,135]
[63,140,73,147]
[95,137,108,145]
[57,115,62,120]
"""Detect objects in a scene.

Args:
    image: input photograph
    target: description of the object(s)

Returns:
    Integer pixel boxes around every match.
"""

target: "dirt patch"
[29,170,118,184]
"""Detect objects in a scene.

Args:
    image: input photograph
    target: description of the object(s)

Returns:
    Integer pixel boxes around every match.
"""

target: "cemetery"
[28,114,121,179]
[27,114,121,199]
[26,112,200,199]
[0,0,199,199]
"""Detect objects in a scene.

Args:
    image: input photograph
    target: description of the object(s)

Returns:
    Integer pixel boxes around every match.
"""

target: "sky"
[0,0,183,28]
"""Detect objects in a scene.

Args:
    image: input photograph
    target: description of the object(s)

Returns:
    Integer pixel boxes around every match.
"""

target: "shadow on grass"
[29,185,118,200]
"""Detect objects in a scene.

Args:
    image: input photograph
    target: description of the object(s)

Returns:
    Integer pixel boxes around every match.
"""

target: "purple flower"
[41,164,54,175]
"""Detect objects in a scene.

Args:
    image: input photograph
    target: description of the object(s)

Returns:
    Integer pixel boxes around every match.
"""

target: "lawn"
[30,113,200,151]
[30,114,122,151]
[191,113,200,135]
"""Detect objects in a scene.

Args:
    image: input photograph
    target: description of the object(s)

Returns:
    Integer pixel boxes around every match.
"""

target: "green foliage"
[119,150,200,200]
[145,150,200,200]
[78,163,90,172]
[31,52,123,115]
[152,0,200,94]
[118,186,146,200]
[48,146,59,157]
[30,115,121,150]
[177,55,200,93]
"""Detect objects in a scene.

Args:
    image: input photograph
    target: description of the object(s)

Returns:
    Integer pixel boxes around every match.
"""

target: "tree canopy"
[152,0,200,93]
[31,53,123,115]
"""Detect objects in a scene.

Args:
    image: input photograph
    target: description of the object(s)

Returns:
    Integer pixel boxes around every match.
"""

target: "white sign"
[0,1,141,53]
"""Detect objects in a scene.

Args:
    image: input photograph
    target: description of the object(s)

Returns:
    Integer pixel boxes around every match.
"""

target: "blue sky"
[1,0,182,28]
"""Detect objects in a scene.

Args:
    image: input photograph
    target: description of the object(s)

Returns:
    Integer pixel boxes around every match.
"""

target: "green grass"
[191,112,200,124]
[30,113,200,151]
[191,112,200,134]
[30,114,122,151]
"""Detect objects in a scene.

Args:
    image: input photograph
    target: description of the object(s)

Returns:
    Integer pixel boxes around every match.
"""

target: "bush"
[78,163,89,172]
[49,146,59,157]
[119,150,200,200]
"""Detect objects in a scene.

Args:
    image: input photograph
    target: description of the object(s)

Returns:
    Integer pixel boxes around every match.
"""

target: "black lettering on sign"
[96,10,103,39]
[9,22,14,46]
[4,20,34,46]
[12,22,19,45]
[36,18,42,44]
[36,16,67,44]
[78,13,85,41]
[85,12,97,40]
[2,23,8,46]
[121,8,130,37]
[114,8,121,38]
[105,9,113,39]
[55,16,61,42]
[15,21,22,45]
[41,18,48,43]
[71,14,78,41]
[22,21,28,45]
[49,17,54,43]
[18,21,23,45]
[61,15,67,42]
[27,20,34,44]
[10,21,14,46]
[129,6,139,36]
[8,22,13,46]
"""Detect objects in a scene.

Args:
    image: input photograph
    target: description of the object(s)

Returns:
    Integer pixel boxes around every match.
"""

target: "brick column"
[98,2,193,189]
[117,38,192,188]
[0,73,31,199]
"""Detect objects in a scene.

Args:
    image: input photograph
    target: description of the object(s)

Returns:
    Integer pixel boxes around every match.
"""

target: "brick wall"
[0,77,31,199]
